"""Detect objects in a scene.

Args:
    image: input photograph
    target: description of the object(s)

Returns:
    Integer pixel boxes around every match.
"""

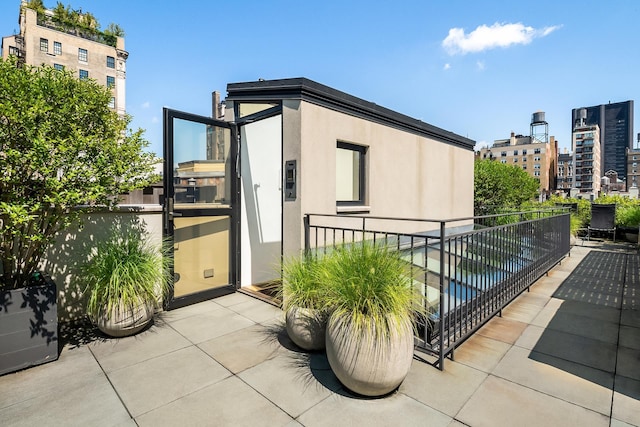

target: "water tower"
[530,111,548,143]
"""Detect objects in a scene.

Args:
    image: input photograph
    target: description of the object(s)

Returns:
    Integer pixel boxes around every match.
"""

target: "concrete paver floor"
[0,242,638,426]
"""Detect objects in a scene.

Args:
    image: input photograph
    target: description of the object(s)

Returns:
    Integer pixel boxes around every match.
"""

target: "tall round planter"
[285,306,326,351]
[92,300,154,338]
[325,312,415,397]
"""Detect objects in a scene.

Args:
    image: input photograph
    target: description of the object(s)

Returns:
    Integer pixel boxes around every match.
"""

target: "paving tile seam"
[610,258,629,422]
[223,351,282,376]
[228,309,269,325]
[439,364,495,419]
[192,321,260,345]
[510,338,618,378]
[289,392,336,425]
[130,375,234,421]
[193,342,248,378]
[450,417,472,426]
[158,301,227,321]
[233,373,309,421]
[0,365,106,410]
[164,318,214,346]
[454,340,513,375]
[97,333,203,374]
[225,302,283,324]
[398,390,454,421]
[0,393,45,412]
[613,372,640,386]
[530,323,622,347]
[484,373,614,418]
[86,344,135,422]
[230,292,277,309]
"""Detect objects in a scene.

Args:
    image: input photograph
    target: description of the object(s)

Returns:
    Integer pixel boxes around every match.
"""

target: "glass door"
[163,108,238,309]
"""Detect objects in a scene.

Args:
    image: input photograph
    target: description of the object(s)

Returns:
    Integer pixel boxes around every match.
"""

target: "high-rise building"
[571,101,634,185]
[572,124,601,194]
[1,1,127,115]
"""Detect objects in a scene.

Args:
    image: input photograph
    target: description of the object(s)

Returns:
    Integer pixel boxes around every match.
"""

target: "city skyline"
[1,0,639,157]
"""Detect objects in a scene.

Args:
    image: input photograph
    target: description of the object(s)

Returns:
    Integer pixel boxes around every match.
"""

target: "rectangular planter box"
[0,276,59,376]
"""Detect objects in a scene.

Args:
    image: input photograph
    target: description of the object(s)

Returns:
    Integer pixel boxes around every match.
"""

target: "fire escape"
[14,34,26,66]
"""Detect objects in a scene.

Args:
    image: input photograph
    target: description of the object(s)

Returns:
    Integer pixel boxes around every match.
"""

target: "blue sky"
[2,0,639,156]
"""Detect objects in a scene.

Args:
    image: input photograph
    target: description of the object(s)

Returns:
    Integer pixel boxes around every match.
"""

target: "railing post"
[304,215,310,255]
[438,221,446,370]
[362,217,366,244]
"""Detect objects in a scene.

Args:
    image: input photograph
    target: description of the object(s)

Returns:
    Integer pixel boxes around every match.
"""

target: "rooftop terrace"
[0,241,638,426]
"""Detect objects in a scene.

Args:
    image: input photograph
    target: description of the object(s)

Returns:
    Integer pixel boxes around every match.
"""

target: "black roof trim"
[226,78,474,150]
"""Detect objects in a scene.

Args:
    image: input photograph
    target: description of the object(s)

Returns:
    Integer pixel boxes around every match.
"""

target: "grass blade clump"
[83,231,172,321]
[323,241,424,341]
[280,253,329,312]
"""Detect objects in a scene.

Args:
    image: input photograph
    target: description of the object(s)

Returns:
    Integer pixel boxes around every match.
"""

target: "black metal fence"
[304,209,571,369]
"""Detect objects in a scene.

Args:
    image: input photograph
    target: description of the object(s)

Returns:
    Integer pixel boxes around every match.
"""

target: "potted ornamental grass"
[83,230,172,337]
[280,253,331,351]
[323,241,424,397]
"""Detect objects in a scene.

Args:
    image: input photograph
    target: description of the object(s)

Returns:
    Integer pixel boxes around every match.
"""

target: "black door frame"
[163,108,241,310]
[163,104,284,309]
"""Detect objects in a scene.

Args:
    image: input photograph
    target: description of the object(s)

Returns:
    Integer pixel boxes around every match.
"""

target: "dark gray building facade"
[571,101,634,186]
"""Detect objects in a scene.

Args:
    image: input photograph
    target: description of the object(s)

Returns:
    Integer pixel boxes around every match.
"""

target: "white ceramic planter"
[93,300,154,338]
[325,312,414,397]
[285,306,327,351]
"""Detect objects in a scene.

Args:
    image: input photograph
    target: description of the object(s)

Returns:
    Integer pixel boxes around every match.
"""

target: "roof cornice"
[226,78,475,150]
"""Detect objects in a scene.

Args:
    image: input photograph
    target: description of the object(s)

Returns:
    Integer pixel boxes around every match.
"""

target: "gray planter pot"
[92,299,154,338]
[0,275,58,376]
[285,306,327,351]
[325,312,414,397]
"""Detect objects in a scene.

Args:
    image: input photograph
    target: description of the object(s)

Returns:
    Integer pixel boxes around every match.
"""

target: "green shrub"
[0,58,158,290]
[616,205,640,228]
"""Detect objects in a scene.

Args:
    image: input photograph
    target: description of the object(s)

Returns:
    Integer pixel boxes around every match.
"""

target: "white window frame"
[336,141,367,206]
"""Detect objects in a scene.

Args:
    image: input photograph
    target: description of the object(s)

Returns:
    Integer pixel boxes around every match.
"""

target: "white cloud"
[474,140,489,151]
[151,116,159,124]
[476,60,485,71]
[142,101,151,109]
[442,22,561,55]
[443,63,451,70]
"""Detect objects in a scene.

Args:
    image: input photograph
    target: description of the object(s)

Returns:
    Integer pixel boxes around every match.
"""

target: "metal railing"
[304,209,570,369]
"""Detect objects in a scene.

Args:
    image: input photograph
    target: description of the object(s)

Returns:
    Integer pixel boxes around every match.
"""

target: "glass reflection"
[173,118,231,208]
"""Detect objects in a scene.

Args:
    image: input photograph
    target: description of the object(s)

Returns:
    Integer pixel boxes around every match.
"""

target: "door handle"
[167,197,182,222]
